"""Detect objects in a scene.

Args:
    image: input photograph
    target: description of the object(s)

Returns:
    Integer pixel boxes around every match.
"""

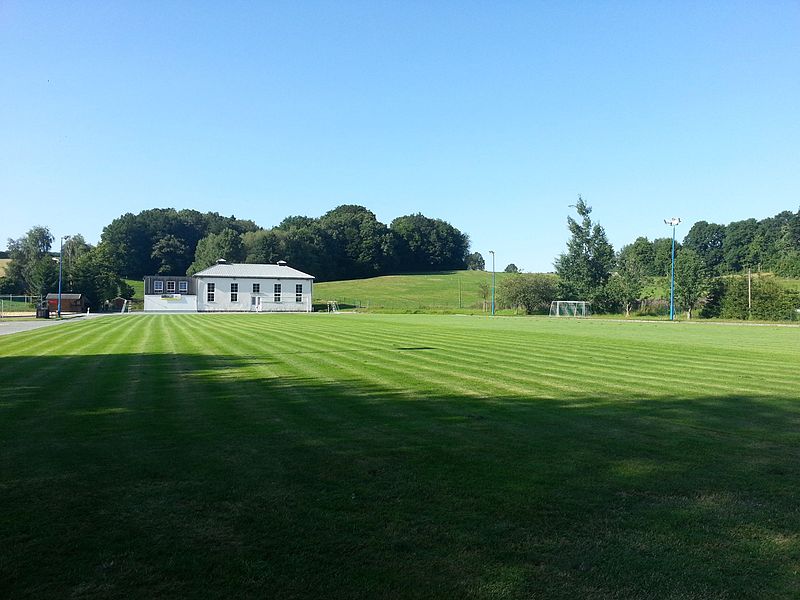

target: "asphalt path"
[0,313,121,337]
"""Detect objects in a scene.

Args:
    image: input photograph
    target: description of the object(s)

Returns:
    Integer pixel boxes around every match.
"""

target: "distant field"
[125,278,144,299]
[0,258,10,276]
[124,279,145,310]
[314,270,520,311]
[2,314,799,598]
[316,271,799,317]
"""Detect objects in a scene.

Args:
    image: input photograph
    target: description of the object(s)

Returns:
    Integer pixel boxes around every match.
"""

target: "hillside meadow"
[312,270,504,311]
[2,313,799,599]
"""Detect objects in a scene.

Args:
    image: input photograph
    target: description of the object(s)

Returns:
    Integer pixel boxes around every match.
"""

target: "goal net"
[549,300,589,318]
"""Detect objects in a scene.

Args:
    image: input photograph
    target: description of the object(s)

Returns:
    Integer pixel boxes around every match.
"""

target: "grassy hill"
[313,270,518,312]
[0,258,10,277]
[315,271,800,316]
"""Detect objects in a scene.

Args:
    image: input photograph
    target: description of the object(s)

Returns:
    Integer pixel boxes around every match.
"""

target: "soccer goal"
[549,300,589,318]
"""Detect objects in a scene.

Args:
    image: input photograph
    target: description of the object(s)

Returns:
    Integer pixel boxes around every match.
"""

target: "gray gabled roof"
[193,263,314,279]
[46,293,83,300]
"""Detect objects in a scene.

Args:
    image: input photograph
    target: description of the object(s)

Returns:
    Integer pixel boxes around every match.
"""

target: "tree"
[477,281,490,312]
[682,221,726,275]
[773,209,800,276]
[497,274,558,314]
[391,214,469,272]
[100,209,258,278]
[151,234,189,275]
[187,229,245,275]
[317,205,398,280]
[504,264,520,273]
[652,237,680,277]
[720,275,798,321]
[619,237,656,276]
[674,248,708,319]
[608,247,647,316]
[70,245,133,309]
[59,234,92,290]
[722,218,758,273]
[466,252,485,271]
[5,226,58,296]
[554,197,615,302]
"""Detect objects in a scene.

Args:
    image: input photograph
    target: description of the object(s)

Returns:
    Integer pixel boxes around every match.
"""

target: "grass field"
[2,314,800,598]
[125,278,144,300]
[315,271,800,316]
[314,270,520,312]
[0,258,10,277]
[0,299,35,314]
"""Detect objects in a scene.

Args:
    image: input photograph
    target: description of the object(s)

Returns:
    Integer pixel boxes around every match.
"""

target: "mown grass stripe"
[3,313,800,599]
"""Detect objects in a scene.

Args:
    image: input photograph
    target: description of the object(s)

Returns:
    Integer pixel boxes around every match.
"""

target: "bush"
[719,275,798,321]
[497,274,558,314]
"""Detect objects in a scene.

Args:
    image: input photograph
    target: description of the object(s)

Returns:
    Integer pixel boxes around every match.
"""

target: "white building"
[143,261,314,313]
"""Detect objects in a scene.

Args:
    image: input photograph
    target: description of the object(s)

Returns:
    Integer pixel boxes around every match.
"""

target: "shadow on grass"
[1,353,800,599]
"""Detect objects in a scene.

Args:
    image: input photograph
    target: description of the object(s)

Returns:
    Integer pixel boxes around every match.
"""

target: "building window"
[178,281,188,293]
[154,280,164,293]
[274,283,281,302]
[167,281,176,293]
[296,284,303,303]
[252,283,260,293]
[231,283,238,302]
[207,282,215,302]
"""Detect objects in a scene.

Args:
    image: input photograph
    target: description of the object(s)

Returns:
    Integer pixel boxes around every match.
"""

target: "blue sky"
[1,1,798,272]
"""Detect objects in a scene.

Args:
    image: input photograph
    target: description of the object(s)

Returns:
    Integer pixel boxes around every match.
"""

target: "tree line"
[495,198,799,320]
[3,199,798,318]
[1,205,471,308]
[184,205,470,280]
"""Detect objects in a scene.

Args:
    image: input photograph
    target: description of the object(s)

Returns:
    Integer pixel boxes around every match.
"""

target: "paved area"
[0,313,122,337]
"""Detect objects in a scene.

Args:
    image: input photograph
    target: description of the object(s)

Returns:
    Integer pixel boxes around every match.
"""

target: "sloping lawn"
[1,314,799,599]
[313,270,517,311]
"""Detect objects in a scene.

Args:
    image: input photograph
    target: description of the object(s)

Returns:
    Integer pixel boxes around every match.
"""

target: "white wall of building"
[144,294,199,312]
[195,277,313,312]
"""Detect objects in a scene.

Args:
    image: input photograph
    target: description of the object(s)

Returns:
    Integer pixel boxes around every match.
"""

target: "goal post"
[549,300,589,318]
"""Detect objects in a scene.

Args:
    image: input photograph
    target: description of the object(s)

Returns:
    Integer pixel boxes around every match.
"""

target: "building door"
[251,296,262,312]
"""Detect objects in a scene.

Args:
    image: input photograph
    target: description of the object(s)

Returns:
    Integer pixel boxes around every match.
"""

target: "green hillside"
[313,270,516,311]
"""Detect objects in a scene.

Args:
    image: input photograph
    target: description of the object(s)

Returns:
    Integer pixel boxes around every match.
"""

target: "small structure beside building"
[46,293,85,313]
[143,261,314,313]
[143,275,198,312]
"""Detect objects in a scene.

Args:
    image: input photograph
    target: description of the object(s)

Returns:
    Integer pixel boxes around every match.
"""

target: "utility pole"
[489,250,495,316]
[664,218,681,320]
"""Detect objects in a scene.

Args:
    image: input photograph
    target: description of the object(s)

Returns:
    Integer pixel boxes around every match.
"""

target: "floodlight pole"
[57,235,70,319]
[489,250,495,316]
[664,218,681,321]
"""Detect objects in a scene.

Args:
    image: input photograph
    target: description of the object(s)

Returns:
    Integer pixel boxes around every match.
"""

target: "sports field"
[2,314,799,599]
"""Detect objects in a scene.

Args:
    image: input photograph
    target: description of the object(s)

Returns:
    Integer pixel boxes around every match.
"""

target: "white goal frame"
[549,300,589,318]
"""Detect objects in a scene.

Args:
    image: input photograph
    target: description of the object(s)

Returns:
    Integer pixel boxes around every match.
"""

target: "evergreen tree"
[554,197,615,304]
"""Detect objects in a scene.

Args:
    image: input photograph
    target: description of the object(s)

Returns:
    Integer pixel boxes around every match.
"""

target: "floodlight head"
[62,234,71,241]
[489,250,495,255]
[664,218,681,226]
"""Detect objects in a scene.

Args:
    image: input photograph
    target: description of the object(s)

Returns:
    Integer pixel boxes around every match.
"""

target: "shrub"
[720,275,798,321]
[497,274,558,314]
